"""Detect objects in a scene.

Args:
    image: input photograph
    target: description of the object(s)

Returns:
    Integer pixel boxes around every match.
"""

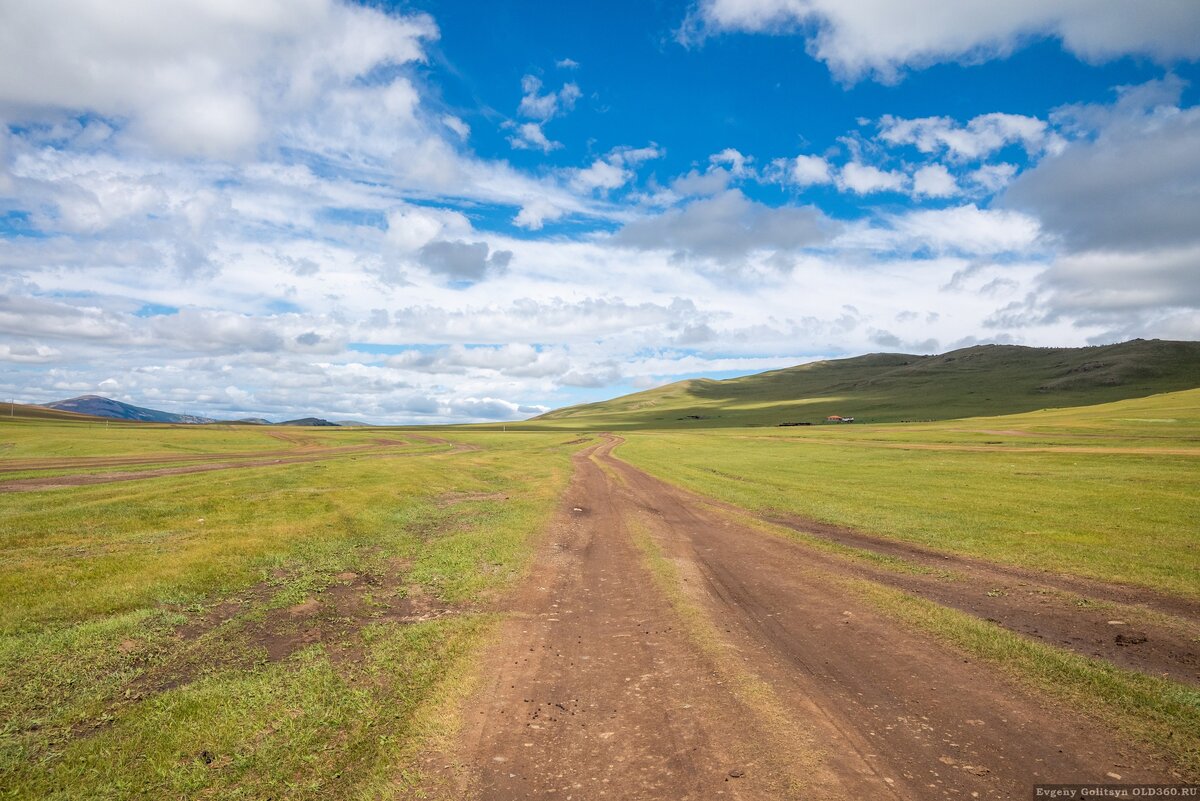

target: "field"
[0,425,576,799]
[2,390,1198,798]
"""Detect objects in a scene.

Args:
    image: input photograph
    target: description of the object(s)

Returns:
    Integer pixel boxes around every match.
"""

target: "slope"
[533,338,1200,429]
[42,395,216,424]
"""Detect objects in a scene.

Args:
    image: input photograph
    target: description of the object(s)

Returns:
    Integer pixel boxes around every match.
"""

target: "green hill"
[532,339,1200,429]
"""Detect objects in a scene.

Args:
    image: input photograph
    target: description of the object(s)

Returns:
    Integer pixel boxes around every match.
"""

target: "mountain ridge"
[39,396,356,427]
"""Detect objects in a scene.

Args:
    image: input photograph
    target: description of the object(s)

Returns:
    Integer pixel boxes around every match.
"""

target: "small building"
[825,415,855,423]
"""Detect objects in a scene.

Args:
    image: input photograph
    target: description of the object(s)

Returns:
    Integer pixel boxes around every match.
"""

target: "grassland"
[3,372,1199,796]
[614,389,1200,599]
[0,424,580,800]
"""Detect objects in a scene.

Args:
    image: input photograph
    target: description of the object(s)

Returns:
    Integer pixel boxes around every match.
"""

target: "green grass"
[529,338,1200,429]
[0,426,583,799]
[613,391,1200,599]
[0,417,388,460]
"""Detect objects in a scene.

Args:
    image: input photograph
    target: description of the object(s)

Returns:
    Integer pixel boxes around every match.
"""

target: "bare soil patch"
[134,562,456,697]
[756,514,1200,683]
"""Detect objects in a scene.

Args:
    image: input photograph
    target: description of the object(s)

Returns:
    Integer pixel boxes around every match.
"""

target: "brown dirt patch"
[756,514,1200,683]
[135,563,458,696]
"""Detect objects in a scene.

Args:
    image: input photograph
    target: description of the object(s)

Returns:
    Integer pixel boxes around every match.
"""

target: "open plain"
[2,389,1198,799]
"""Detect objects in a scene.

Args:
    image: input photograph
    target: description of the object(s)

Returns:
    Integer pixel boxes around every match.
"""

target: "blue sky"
[1,0,1199,422]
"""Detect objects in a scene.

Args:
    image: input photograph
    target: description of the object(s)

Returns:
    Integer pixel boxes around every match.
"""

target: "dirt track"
[421,436,1189,799]
[0,438,452,492]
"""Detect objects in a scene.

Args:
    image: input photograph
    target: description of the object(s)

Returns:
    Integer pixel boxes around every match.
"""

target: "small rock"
[1106,772,1122,780]
[572,507,583,512]
[1106,620,1127,626]
[728,769,744,778]
[962,765,990,776]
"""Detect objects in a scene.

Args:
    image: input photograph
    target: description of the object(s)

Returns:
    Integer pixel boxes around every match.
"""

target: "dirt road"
[0,438,477,492]
[421,436,1187,799]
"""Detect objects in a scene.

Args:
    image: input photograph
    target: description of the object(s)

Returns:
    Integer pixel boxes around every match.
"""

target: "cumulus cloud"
[879,112,1050,161]
[838,162,907,194]
[911,164,959,198]
[417,240,513,282]
[387,343,569,378]
[517,75,582,121]
[570,145,663,194]
[1003,79,1200,252]
[968,163,1019,192]
[507,121,561,152]
[680,0,1200,82]
[775,154,834,187]
[879,205,1043,255]
[615,189,835,262]
[0,0,437,159]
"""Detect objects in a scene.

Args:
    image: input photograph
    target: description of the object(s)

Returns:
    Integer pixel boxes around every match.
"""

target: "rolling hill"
[35,396,357,426]
[42,395,217,424]
[0,402,109,423]
[533,339,1200,429]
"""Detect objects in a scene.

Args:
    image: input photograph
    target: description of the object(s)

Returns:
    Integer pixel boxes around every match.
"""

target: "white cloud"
[838,162,907,194]
[386,205,472,253]
[779,154,834,187]
[968,163,1019,192]
[569,145,663,194]
[517,75,582,121]
[615,189,836,262]
[709,147,751,176]
[681,0,1200,81]
[0,0,437,159]
[442,115,470,140]
[887,205,1042,255]
[507,121,561,153]
[878,112,1049,161]
[911,163,959,198]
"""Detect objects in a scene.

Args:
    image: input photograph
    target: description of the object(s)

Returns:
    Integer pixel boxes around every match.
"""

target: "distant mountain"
[42,395,216,424]
[277,417,338,427]
[232,418,272,425]
[332,420,374,427]
[533,339,1200,429]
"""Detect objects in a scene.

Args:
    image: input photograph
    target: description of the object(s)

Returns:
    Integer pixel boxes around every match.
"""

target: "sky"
[1,0,1199,424]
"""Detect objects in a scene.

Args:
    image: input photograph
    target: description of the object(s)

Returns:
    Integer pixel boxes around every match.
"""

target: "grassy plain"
[615,389,1200,599]
[3,382,1199,796]
[0,424,580,800]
